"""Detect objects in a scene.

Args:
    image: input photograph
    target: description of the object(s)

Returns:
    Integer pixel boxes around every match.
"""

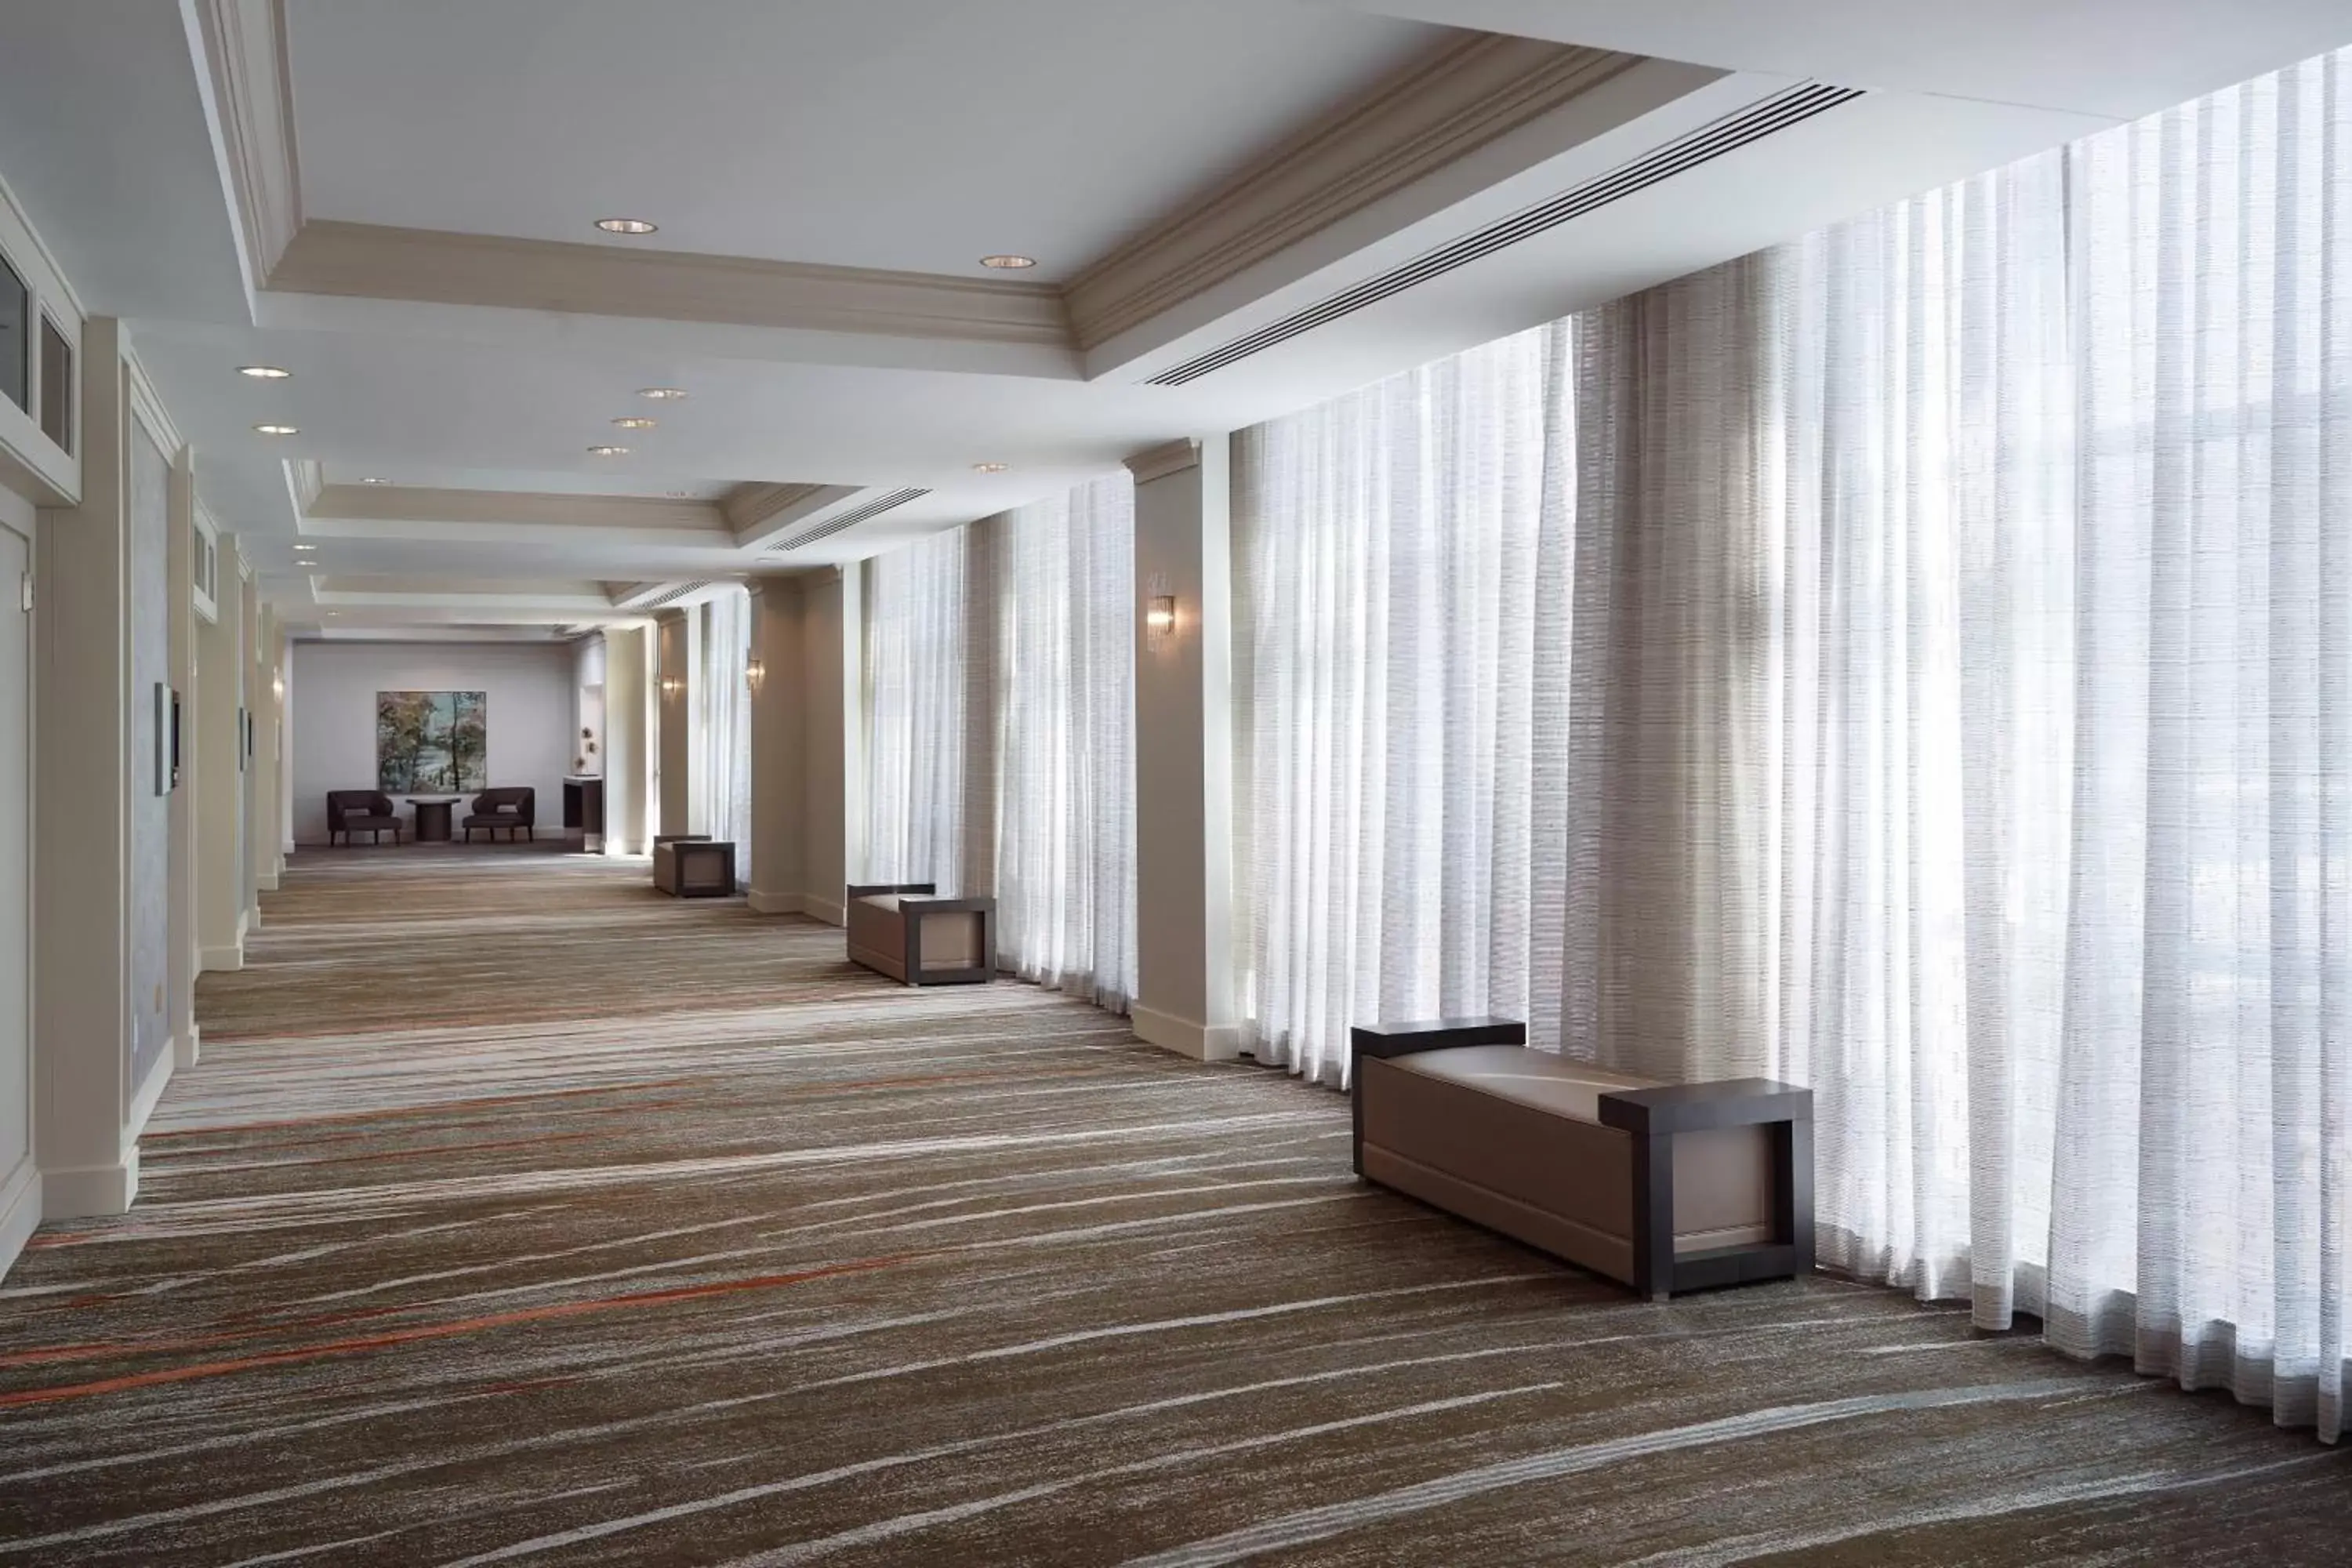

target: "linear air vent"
[768,487,931,552]
[1148,82,1864,387]
[633,581,710,611]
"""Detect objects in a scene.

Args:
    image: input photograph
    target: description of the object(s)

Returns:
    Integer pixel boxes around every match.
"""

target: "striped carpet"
[2,850,2343,1566]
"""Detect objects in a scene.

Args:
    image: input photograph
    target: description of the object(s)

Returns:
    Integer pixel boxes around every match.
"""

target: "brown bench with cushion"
[326,789,404,845]
[463,786,535,842]
[845,884,995,985]
[1352,1018,1813,1299]
[655,838,735,897]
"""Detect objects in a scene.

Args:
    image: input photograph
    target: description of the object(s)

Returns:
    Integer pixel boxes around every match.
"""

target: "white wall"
[0,481,34,1274]
[289,641,574,845]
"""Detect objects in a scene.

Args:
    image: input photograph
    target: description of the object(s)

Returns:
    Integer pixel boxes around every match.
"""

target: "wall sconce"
[746,655,766,689]
[1145,591,1177,650]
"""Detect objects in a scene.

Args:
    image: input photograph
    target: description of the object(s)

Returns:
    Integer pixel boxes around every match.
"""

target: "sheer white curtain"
[858,477,1141,1007]
[1233,326,1575,1085]
[2053,51,2349,1439]
[1569,46,2349,1440]
[695,586,753,885]
[988,475,1139,1009]
[860,527,978,891]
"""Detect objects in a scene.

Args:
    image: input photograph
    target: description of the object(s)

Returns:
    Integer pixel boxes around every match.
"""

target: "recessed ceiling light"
[667,490,692,499]
[612,416,657,430]
[979,255,1036,270]
[637,387,688,401]
[253,423,299,436]
[972,462,1011,474]
[360,476,393,485]
[596,217,658,235]
[587,445,630,456]
[238,365,292,379]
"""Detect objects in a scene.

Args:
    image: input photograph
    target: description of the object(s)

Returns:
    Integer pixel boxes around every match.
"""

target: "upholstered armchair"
[462,786,536,842]
[326,789,404,846]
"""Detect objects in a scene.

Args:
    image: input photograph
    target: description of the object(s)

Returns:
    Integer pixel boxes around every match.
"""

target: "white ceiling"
[3,0,2347,639]
[288,0,1446,281]
[1330,0,2352,120]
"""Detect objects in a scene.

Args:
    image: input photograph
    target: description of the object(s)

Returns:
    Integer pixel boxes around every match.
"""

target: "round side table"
[407,797,461,843]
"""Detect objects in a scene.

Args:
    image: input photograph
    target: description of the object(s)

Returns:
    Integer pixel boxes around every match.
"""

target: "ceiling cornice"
[1063,34,1640,353]
[267,221,1075,347]
[309,484,726,533]
[191,0,303,295]
[721,481,871,550]
[1123,438,1201,485]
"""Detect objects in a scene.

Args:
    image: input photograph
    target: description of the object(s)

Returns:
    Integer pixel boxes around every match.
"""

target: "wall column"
[32,318,136,1216]
[603,623,651,855]
[195,537,245,971]
[654,608,690,840]
[746,576,804,915]
[1124,437,1239,1062]
[167,452,198,1067]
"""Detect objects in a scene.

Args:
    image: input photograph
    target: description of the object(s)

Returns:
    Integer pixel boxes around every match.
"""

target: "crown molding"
[1065,34,1639,353]
[1123,439,1202,485]
[310,484,727,534]
[191,0,303,293]
[267,221,1075,347]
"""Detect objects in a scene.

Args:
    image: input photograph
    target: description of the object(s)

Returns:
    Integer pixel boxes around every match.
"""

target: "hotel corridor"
[1,855,2341,1566]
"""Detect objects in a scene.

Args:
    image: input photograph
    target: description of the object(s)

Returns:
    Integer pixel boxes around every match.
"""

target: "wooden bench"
[653,837,734,898]
[845,883,995,985]
[1352,1018,1813,1299]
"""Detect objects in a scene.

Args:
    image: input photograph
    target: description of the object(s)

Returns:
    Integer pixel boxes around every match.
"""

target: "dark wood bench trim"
[846,885,996,987]
[1601,1076,1813,1301]
[1348,1018,1526,1177]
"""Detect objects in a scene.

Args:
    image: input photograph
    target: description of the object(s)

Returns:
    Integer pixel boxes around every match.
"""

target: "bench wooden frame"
[845,883,996,986]
[1352,1018,1813,1300]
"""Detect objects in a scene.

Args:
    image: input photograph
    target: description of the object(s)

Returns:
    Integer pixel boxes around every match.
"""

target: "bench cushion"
[1381,1045,1661,1123]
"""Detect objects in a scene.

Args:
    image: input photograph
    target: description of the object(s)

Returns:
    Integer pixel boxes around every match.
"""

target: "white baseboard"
[748,888,847,924]
[201,943,244,973]
[258,866,281,891]
[0,1160,40,1283]
[41,1152,136,1220]
[128,1044,173,1144]
[1131,1004,1243,1062]
[176,1025,201,1069]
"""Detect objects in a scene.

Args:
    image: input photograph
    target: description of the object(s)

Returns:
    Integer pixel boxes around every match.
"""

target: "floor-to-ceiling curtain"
[1569,47,2349,1441]
[860,527,978,891]
[1232,325,1575,1085]
[986,475,1138,1009]
[695,586,753,884]
[858,477,1140,1007]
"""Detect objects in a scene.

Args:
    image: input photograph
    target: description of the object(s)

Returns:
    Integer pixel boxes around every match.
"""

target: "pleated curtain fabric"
[984,476,1140,1010]
[1232,326,1576,1085]
[1566,47,2349,1440]
[860,527,977,892]
[694,586,754,885]
[857,475,1140,1009]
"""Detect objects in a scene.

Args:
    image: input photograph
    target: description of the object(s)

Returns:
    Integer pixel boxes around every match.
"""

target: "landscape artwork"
[376,690,487,793]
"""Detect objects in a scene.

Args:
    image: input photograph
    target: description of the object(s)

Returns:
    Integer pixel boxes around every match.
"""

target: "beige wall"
[1127,438,1238,1062]
[0,482,34,1276]
[194,533,245,971]
[603,624,651,855]
[742,567,856,924]
[655,608,691,840]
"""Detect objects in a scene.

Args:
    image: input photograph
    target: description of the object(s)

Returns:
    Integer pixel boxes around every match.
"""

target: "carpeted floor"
[2,851,2344,1566]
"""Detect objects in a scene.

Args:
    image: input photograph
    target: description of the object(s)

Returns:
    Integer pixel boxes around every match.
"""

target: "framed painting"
[376,690,487,793]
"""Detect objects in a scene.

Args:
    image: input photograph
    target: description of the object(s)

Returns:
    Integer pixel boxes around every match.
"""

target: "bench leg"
[1629,1130,1675,1301]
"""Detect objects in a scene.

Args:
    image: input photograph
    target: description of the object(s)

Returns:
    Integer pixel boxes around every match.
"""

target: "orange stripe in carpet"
[0,1254,915,1407]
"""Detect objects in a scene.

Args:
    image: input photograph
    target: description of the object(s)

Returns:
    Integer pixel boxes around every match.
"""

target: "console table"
[406,797,462,844]
[563,775,605,851]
